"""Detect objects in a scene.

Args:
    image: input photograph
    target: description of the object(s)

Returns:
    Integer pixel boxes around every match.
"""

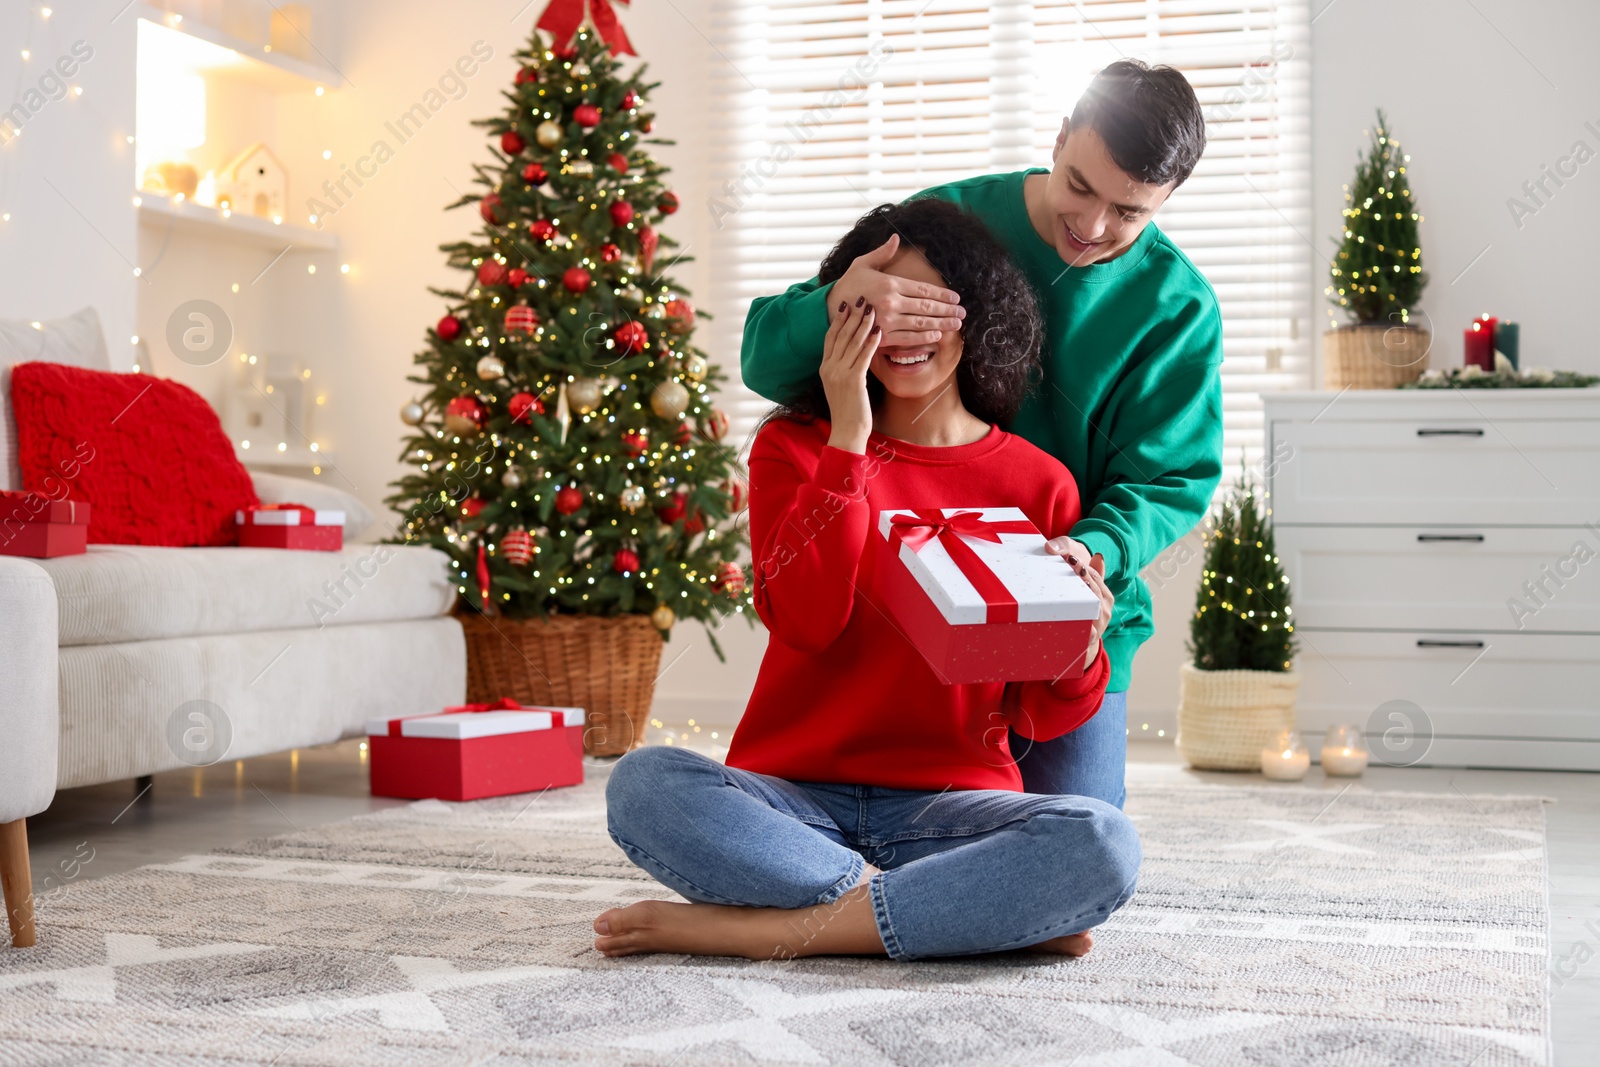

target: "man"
[738,60,1224,810]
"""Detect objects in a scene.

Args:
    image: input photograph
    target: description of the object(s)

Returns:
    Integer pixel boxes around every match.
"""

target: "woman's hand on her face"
[828,234,967,349]
[820,298,879,454]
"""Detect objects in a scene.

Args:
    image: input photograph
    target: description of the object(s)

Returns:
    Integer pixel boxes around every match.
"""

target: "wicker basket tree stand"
[1176,666,1301,770]
[1322,324,1431,389]
[457,612,664,757]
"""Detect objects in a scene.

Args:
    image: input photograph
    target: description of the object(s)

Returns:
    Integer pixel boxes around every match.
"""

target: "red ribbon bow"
[387,697,523,736]
[537,0,636,56]
[888,509,1038,624]
[246,503,317,525]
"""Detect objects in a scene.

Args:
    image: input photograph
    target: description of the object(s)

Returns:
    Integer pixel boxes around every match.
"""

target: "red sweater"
[726,418,1110,792]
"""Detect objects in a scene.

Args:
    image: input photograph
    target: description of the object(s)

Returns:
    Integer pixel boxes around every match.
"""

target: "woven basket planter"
[1175,663,1301,771]
[456,611,664,757]
[1323,324,1431,389]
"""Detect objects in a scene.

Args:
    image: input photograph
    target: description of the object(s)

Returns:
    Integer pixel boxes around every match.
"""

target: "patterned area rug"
[0,769,1550,1066]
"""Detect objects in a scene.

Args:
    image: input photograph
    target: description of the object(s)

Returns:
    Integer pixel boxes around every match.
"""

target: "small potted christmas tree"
[1324,109,1430,388]
[1175,467,1300,770]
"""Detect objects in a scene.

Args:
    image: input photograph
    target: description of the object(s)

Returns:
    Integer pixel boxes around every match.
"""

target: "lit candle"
[1320,725,1370,777]
[1260,729,1311,781]
[1463,320,1494,370]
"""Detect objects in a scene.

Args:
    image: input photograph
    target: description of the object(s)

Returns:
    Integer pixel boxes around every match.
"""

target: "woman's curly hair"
[765,197,1043,429]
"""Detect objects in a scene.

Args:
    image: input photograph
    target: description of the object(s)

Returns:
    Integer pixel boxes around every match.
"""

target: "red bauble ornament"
[562,266,592,293]
[683,511,705,536]
[530,218,556,242]
[622,90,638,109]
[509,392,544,423]
[507,267,529,288]
[500,130,526,156]
[500,527,535,566]
[606,152,629,174]
[515,66,538,85]
[479,194,504,224]
[658,191,680,215]
[641,119,653,133]
[713,561,746,596]
[674,421,693,447]
[621,430,648,457]
[555,44,578,61]
[574,103,601,128]
[614,319,648,354]
[698,408,730,442]
[521,162,547,185]
[504,305,539,334]
[639,225,658,274]
[609,200,635,227]
[555,486,584,515]
[436,315,462,341]
[664,298,695,331]
[612,548,640,574]
[445,395,488,434]
[477,260,509,287]
[599,242,621,263]
[461,496,486,519]
[724,475,748,513]
[657,491,688,524]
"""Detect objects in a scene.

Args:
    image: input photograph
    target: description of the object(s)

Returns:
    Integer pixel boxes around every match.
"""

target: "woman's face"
[870,247,964,401]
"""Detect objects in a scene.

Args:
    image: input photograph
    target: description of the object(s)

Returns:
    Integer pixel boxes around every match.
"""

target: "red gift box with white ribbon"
[365,698,586,801]
[236,503,344,551]
[0,491,91,558]
[876,507,1099,685]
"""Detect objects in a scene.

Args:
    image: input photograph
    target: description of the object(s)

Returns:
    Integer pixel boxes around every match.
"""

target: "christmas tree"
[1327,109,1427,324]
[1188,467,1296,672]
[386,18,751,653]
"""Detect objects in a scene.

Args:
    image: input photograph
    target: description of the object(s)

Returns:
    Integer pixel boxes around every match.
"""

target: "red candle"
[1463,320,1494,370]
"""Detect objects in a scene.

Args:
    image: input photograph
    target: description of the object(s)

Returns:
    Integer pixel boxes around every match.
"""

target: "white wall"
[0,2,137,367]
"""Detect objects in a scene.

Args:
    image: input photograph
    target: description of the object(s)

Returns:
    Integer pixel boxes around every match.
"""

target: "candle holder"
[1260,728,1311,781]
[1320,725,1370,777]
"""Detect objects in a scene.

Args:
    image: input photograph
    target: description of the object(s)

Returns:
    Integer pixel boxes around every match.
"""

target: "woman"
[597,199,1139,962]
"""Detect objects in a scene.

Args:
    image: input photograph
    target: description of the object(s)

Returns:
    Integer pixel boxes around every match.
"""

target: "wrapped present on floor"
[236,502,343,551]
[876,507,1099,685]
[0,492,91,558]
[365,698,585,801]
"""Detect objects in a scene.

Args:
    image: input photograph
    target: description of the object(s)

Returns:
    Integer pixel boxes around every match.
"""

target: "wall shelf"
[135,5,342,93]
[137,194,337,252]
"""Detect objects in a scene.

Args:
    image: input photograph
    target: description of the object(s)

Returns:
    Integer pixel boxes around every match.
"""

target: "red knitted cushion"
[8,362,258,546]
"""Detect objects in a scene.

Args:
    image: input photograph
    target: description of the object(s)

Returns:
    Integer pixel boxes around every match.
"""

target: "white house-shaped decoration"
[219,143,288,220]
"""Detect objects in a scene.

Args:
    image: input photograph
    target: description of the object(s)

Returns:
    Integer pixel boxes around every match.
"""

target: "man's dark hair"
[1070,59,1206,188]
[764,198,1042,432]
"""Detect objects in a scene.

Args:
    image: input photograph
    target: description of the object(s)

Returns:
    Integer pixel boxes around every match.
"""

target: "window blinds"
[708,0,1312,470]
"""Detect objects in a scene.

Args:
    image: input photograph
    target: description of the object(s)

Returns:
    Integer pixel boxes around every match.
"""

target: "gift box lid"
[0,492,91,526]
[366,705,585,739]
[237,504,345,527]
[877,506,1100,625]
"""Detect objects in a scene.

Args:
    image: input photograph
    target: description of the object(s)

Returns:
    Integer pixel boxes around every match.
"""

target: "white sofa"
[0,310,465,948]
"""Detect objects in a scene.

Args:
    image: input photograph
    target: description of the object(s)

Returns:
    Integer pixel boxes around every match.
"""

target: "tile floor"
[20,728,1600,1066]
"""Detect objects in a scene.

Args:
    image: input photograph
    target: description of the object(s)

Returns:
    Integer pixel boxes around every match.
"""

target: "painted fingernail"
[1065,554,1079,565]
[864,302,874,314]
[869,324,880,334]
[838,301,847,313]
[855,295,865,308]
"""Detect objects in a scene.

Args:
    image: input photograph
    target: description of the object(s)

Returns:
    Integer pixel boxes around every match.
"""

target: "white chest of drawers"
[1264,389,1600,770]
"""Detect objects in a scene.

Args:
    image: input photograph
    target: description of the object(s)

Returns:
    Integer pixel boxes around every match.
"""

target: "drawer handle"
[1416,533,1485,543]
[1416,428,1485,437]
[1416,639,1486,649]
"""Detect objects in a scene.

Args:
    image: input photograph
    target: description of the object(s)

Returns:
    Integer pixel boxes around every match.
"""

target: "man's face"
[1040,122,1176,266]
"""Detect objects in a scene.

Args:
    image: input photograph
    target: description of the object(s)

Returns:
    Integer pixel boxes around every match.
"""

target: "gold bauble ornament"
[650,379,689,420]
[643,301,665,320]
[620,484,646,511]
[475,354,506,380]
[400,401,425,426]
[567,376,603,414]
[682,354,708,381]
[535,120,564,148]
[501,467,524,490]
[650,603,675,631]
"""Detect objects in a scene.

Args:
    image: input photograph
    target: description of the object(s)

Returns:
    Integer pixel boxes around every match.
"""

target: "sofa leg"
[0,818,36,948]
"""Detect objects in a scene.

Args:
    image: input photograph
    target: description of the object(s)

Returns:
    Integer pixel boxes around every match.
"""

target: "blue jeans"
[1011,690,1128,808]
[605,746,1142,961]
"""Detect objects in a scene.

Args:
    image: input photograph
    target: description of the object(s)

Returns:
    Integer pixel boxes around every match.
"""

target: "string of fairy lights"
[1327,118,1425,323]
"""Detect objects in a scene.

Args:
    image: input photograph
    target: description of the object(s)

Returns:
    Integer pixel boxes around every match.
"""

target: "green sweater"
[741,168,1224,692]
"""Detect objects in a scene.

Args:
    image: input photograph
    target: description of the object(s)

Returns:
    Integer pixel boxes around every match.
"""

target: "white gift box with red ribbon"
[236,503,344,551]
[365,700,585,801]
[875,507,1099,684]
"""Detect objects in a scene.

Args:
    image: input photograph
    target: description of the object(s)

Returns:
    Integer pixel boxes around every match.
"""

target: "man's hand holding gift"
[1047,536,1114,672]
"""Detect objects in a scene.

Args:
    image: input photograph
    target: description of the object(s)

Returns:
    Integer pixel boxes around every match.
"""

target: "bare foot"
[1027,931,1094,957]
[594,888,886,960]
